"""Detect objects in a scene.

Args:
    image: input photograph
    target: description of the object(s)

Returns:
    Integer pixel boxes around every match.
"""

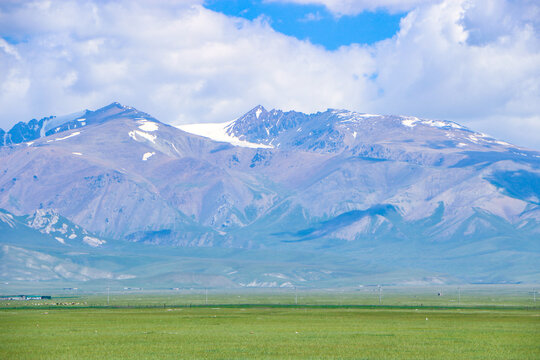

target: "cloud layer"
[268,0,438,15]
[0,0,539,149]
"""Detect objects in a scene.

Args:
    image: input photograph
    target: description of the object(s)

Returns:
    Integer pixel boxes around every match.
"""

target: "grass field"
[1,302,539,359]
[1,284,538,308]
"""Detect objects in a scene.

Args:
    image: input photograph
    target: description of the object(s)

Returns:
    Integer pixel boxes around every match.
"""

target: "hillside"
[1,103,539,286]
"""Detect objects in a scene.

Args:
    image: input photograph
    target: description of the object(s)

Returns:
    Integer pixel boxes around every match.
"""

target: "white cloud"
[266,0,440,15]
[0,38,21,60]
[299,11,324,22]
[0,0,539,149]
[0,0,375,125]
[368,0,540,147]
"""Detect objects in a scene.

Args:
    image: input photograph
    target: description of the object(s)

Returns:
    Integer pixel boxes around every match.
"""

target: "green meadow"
[1,292,539,360]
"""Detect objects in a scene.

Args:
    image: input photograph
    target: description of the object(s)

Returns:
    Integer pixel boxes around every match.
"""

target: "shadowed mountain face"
[1,103,539,286]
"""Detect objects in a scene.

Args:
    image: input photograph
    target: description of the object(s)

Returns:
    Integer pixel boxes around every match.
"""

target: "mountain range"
[1,103,539,288]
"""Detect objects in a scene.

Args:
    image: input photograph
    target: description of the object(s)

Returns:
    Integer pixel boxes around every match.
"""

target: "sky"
[0,0,539,149]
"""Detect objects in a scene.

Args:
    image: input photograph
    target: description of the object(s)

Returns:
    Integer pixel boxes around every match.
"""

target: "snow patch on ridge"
[401,116,464,130]
[83,236,106,247]
[177,121,273,149]
[47,131,81,142]
[0,212,15,228]
[142,152,155,161]
[137,119,159,132]
[129,130,156,143]
[42,110,86,134]
[335,110,383,123]
[401,116,420,127]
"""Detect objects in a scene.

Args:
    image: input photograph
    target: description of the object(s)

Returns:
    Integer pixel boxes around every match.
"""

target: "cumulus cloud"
[0,0,375,124]
[266,0,440,15]
[0,0,539,149]
[369,0,540,147]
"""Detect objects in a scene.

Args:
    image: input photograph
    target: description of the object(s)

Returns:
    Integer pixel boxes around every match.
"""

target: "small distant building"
[0,295,52,301]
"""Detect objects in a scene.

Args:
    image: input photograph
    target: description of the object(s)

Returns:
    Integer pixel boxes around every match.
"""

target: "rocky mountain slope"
[1,103,538,286]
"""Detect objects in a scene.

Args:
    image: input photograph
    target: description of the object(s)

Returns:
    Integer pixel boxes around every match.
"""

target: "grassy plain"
[1,295,539,359]
[1,283,537,307]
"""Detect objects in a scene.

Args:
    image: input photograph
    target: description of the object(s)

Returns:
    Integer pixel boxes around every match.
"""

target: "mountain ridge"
[1,103,538,286]
[0,102,159,147]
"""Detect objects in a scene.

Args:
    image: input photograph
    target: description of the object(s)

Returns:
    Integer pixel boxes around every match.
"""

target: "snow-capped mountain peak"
[0,102,159,148]
[177,119,273,149]
[1,103,539,285]
[176,106,524,155]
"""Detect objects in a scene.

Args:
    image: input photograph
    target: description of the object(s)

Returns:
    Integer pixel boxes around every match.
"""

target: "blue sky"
[204,0,404,49]
[0,0,539,149]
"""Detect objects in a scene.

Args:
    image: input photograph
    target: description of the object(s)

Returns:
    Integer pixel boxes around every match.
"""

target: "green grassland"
[1,306,539,359]
[1,284,538,308]
[1,289,539,360]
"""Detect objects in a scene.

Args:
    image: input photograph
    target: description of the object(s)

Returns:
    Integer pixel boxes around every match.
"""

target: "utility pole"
[378,285,382,305]
[458,287,461,306]
[295,287,298,305]
[107,287,110,306]
[205,288,208,305]
[534,288,536,305]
